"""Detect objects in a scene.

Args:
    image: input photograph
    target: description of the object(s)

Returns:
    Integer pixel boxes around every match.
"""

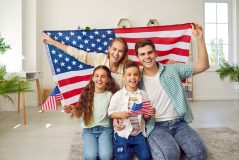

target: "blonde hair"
[108,37,128,65]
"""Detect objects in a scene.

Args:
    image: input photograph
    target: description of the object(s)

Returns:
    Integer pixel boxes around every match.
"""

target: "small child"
[108,61,155,160]
[64,65,118,160]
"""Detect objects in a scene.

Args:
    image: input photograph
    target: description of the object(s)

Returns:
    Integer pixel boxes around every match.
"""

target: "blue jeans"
[148,118,207,160]
[114,132,151,160]
[83,126,113,160]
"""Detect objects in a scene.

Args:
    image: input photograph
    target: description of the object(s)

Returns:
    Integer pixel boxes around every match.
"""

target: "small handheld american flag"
[129,100,152,115]
[41,86,63,111]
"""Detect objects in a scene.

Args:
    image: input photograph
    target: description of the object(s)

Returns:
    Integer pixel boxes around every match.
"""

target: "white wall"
[22,0,37,71]
[1,0,239,111]
[22,0,43,71]
[235,0,239,63]
[41,0,202,29]
[0,0,22,72]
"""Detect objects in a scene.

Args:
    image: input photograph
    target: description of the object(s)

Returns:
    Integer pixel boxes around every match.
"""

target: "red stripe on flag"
[71,102,78,107]
[58,75,92,87]
[55,93,63,101]
[123,36,191,44]
[42,96,58,111]
[128,48,189,57]
[62,88,84,99]
[115,23,192,33]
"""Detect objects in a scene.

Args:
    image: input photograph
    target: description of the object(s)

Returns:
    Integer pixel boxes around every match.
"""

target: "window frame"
[203,0,233,71]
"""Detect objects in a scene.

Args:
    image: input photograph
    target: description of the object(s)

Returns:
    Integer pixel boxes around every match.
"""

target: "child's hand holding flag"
[143,107,156,119]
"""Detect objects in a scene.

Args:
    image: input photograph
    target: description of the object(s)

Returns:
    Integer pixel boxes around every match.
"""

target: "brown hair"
[108,37,128,64]
[123,61,140,75]
[135,39,156,56]
[72,65,118,125]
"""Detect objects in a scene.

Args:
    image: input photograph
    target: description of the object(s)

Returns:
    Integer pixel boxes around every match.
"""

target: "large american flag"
[43,23,192,107]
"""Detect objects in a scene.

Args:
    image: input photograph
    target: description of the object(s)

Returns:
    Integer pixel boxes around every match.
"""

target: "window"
[204,0,232,66]
[0,0,22,72]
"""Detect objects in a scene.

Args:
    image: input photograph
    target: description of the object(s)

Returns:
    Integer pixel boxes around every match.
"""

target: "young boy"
[108,61,155,160]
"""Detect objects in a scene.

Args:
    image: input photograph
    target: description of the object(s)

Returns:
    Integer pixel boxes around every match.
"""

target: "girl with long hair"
[64,65,118,160]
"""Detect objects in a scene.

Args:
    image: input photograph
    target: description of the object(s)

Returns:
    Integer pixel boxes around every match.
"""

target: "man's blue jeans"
[82,126,113,160]
[148,118,207,160]
[114,132,151,160]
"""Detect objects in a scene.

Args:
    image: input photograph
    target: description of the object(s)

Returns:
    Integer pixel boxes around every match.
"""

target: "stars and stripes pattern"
[43,23,192,109]
[129,101,152,115]
[41,86,63,111]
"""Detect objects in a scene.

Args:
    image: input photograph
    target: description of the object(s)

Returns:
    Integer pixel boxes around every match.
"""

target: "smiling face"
[137,45,157,70]
[123,66,140,92]
[108,40,127,65]
[92,68,110,92]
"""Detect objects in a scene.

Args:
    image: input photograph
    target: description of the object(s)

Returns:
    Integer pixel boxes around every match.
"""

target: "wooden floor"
[0,100,239,160]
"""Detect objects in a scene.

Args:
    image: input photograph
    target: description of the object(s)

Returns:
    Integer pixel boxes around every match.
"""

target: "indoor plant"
[0,36,11,54]
[0,36,31,104]
[216,61,239,92]
[216,61,239,82]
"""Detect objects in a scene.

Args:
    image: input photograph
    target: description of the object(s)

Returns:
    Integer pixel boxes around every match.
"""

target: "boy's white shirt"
[108,87,147,139]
